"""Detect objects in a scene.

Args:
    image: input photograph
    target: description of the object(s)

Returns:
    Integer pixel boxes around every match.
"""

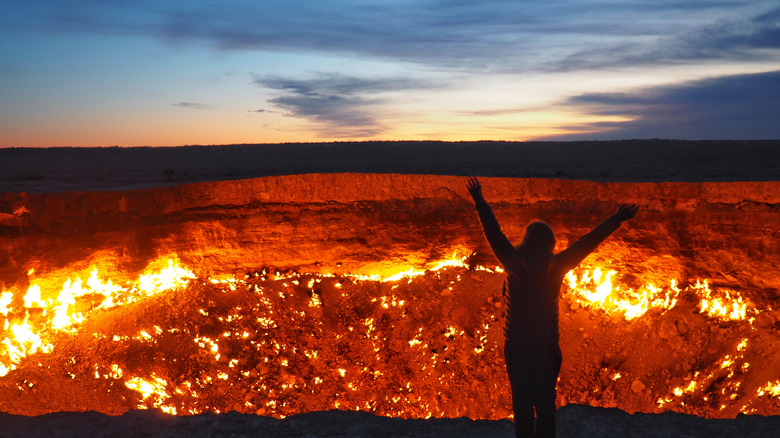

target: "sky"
[1,0,779,147]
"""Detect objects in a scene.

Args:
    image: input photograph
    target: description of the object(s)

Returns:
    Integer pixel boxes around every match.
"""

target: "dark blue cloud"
[542,70,780,140]
[253,73,435,137]
[553,6,780,71]
[254,74,426,98]
[7,1,778,72]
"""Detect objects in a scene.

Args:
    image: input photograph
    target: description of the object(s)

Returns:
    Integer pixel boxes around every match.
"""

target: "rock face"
[0,174,779,419]
[3,174,779,284]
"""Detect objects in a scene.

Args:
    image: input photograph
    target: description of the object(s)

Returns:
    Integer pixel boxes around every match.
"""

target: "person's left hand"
[467,177,485,203]
[616,203,640,221]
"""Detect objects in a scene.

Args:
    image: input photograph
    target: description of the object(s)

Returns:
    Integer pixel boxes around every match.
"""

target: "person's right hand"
[616,203,640,221]
[467,177,485,203]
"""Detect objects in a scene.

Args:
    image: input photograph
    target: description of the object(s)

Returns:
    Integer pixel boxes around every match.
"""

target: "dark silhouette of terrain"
[1,140,779,193]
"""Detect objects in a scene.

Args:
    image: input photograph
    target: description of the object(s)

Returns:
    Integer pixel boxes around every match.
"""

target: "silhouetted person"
[466,177,638,438]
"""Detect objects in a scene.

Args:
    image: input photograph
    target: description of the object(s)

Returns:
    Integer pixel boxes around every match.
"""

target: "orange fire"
[0,258,196,377]
[566,268,680,320]
[566,268,755,323]
[0,251,776,419]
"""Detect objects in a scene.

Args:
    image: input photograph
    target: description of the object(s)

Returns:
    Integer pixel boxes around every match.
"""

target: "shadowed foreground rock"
[1,405,778,438]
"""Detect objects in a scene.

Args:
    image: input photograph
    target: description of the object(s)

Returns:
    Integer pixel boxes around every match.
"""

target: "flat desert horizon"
[1,140,779,194]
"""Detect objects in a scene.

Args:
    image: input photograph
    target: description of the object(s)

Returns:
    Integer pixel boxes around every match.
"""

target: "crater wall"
[1,174,778,419]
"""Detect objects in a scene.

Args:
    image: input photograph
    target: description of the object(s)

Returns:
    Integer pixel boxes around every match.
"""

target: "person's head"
[519,221,555,251]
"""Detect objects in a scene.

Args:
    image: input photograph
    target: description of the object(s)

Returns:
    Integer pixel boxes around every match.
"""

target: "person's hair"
[519,221,555,251]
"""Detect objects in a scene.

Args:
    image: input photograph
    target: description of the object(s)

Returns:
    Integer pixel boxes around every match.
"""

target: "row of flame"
[0,250,773,413]
[655,337,780,414]
[0,259,196,376]
[565,268,756,321]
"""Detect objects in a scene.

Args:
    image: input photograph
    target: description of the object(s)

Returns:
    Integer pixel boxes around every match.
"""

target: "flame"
[656,338,753,411]
[757,380,780,398]
[693,280,751,321]
[125,374,176,414]
[2,319,51,367]
[0,251,773,418]
[565,266,754,323]
[138,260,196,295]
[350,249,470,283]
[51,278,83,329]
[565,267,680,320]
[0,258,195,376]
[0,292,13,316]
[23,285,43,308]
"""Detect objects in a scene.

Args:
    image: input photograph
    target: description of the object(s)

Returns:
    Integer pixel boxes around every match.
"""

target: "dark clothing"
[505,342,562,438]
[474,202,623,437]
[474,203,622,344]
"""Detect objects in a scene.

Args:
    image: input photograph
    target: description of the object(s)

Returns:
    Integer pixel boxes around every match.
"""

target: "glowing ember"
[655,338,755,412]
[125,374,176,414]
[0,252,776,420]
[757,381,780,398]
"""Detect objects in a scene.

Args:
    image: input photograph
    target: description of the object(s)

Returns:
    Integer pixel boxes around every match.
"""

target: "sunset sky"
[1,1,779,147]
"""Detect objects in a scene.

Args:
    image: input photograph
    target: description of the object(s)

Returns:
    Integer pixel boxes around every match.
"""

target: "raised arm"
[557,203,639,271]
[467,178,516,266]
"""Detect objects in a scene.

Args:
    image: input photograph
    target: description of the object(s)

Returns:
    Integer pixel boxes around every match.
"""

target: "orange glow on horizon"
[1,102,638,147]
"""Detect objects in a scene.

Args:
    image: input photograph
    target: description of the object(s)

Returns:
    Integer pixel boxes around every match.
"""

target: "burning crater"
[0,174,778,419]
